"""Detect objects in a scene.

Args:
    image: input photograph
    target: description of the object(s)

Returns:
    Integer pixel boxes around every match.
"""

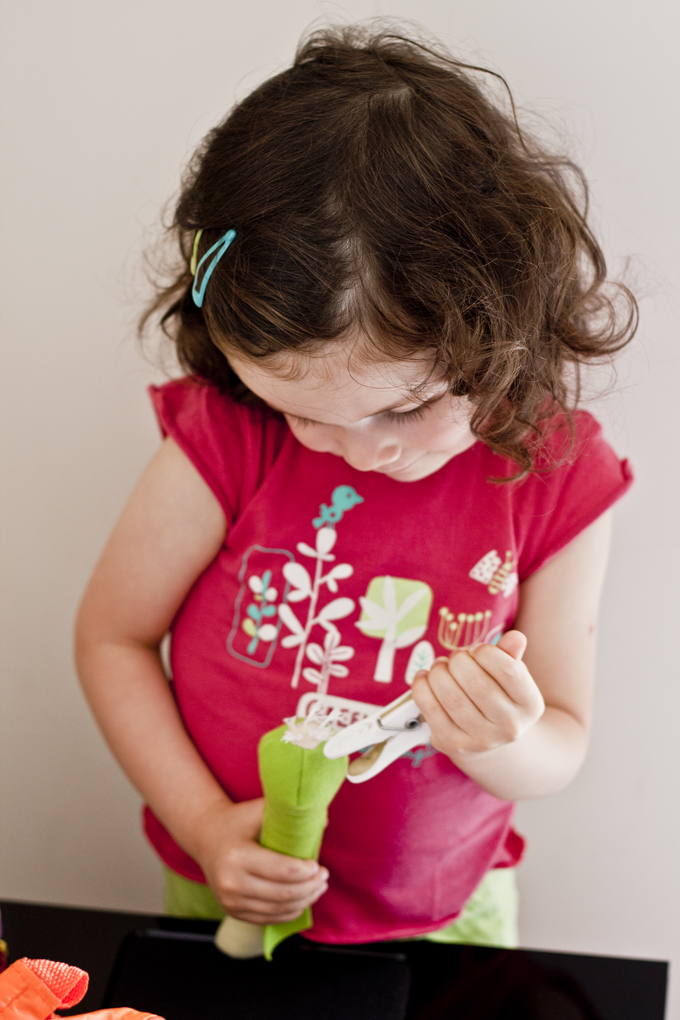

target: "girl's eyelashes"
[383,404,428,424]
[285,414,315,427]
[386,389,450,423]
[285,399,437,428]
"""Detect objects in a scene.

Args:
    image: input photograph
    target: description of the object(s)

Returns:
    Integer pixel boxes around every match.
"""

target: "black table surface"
[0,899,668,1020]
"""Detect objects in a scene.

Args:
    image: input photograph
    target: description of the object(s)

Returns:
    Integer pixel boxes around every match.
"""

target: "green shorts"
[164,865,518,949]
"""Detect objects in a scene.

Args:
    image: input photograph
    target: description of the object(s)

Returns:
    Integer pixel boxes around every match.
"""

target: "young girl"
[75,26,635,949]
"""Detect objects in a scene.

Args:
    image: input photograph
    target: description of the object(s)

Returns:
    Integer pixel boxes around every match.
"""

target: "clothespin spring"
[377,716,423,732]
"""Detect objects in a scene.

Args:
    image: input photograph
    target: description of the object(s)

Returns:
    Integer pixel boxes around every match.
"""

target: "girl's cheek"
[433,408,475,447]
[412,419,470,449]
[287,421,338,454]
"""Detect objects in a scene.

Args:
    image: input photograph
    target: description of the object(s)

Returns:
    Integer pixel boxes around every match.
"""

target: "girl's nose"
[339,432,401,472]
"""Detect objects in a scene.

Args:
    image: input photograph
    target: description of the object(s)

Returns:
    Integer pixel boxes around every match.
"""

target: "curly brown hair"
[141,23,636,474]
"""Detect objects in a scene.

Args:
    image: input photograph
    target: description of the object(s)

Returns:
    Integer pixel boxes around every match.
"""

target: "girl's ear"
[496,630,527,662]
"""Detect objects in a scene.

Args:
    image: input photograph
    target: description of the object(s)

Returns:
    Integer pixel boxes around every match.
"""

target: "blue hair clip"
[191,228,236,308]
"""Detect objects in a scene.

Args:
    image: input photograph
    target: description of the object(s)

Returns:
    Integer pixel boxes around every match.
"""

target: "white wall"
[1,0,678,1013]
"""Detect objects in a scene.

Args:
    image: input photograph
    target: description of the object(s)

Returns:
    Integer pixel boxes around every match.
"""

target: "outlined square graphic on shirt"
[227,546,296,667]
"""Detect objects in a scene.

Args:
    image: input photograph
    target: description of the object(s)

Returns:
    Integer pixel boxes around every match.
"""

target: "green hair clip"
[189,229,203,275]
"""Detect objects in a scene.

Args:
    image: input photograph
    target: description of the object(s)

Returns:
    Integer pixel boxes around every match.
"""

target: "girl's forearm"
[448,707,588,801]
[76,638,233,861]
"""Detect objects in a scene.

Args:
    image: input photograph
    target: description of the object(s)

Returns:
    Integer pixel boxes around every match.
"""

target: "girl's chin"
[379,456,438,482]
[379,445,474,481]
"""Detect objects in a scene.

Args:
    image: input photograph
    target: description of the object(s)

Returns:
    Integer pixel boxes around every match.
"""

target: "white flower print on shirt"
[278,525,355,690]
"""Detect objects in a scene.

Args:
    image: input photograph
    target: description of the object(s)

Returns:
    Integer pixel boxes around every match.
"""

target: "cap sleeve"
[148,378,286,526]
[514,411,633,580]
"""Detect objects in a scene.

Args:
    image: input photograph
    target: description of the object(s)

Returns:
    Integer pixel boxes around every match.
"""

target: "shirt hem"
[301,915,463,945]
[143,805,208,883]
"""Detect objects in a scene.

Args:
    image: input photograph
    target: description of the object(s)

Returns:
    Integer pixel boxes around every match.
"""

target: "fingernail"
[413,669,428,679]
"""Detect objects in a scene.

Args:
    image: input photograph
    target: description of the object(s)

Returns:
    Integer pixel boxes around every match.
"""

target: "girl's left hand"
[411,631,545,761]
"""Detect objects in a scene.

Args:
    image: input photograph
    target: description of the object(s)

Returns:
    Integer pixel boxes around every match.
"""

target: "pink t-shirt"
[144,378,633,944]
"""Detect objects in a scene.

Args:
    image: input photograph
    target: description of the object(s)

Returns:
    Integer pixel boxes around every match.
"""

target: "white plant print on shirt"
[469,549,518,598]
[278,525,355,690]
[356,577,433,683]
[302,628,355,697]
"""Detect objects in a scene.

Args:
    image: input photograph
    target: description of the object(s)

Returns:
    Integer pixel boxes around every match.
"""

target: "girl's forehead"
[228,350,442,423]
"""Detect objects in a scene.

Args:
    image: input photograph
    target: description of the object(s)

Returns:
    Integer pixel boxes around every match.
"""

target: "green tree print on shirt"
[356,576,434,683]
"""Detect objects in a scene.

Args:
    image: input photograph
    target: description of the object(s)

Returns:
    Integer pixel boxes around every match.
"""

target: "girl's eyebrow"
[270,389,446,423]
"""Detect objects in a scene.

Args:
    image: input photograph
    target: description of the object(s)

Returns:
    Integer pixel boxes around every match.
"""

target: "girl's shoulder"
[469,408,632,490]
[149,375,286,436]
[472,409,633,581]
[526,408,632,499]
[148,377,289,526]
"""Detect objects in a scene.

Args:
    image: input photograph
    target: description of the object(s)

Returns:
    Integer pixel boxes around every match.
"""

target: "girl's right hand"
[192,797,329,925]
[75,437,328,926]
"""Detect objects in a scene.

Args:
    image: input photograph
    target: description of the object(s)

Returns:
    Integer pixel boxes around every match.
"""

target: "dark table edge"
[1,899,669,968]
